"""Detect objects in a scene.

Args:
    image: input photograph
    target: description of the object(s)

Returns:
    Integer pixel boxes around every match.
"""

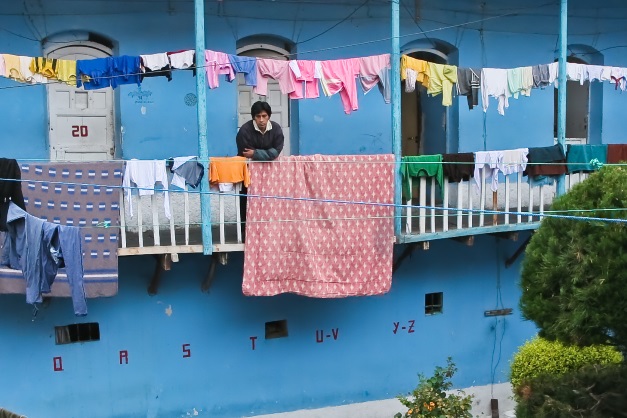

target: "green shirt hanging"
[401,155,444,200]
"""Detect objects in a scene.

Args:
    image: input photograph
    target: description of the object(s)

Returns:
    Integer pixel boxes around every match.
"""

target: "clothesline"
[6,157,627,165]
[4,48,627,115]
[1,50,393,114]
[1,176,624,227]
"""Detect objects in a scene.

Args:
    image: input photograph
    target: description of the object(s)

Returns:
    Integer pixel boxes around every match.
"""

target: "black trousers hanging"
[239,185,248,240]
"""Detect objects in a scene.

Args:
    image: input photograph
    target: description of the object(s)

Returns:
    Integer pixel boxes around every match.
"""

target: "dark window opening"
[553,56,589,140]
[55,322,100,345]
[425,292,443,315]
[265,319,288,339]
[401,51,448,158]
[88,33,114,50]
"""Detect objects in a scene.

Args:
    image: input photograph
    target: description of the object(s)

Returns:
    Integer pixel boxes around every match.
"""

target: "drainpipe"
[195,0,213,255]
[556,0,567,196]
[391,0,402,237]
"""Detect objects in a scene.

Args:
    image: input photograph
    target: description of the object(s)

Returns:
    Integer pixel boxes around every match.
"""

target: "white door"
[46,44,115,161]
[236,48,290,156]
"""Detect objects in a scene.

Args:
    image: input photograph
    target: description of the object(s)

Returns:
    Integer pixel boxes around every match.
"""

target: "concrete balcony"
[117,168,589,256]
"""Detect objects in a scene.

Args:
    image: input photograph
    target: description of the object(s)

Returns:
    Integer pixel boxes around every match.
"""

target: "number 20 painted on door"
[71,125,89,138]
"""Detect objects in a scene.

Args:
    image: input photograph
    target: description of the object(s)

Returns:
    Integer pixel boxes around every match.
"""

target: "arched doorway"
[553,46,604,145]
[44,35,116,161]
[401,39,459,158]
[236,38,293,156]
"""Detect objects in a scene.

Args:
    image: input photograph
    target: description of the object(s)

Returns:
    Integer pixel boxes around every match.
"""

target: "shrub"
[509,336,623,392]
[394,357,473,418]
[515,363,627,418]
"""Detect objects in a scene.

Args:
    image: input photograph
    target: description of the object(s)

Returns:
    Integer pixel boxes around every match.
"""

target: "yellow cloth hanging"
[29,57,59,78]
[400,55,430,87]
[427,62,458,107]
[56,59,77,86]
[2,54,24,81]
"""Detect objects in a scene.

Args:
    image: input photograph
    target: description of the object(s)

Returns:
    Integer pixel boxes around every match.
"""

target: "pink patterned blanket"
[243,154,395,297]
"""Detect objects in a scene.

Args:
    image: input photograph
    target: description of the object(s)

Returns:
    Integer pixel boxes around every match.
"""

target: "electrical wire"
[569,45,627,56]
[2,2,626,91]
[4,154,627,167]
[0,3,551,57]
[399,0,434,47]
[489,239,506,398]
[296,0,371,45]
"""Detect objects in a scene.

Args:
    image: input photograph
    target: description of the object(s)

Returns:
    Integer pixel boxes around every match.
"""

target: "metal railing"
[117,184,245,256]
[403,170,583,236]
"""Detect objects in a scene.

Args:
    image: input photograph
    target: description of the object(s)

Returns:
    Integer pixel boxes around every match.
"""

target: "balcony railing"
[117,184,245,257]
[116,169,589,254]
[401,170,587,242]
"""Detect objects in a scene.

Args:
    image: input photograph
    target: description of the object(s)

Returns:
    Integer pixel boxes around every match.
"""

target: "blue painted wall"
[0,234,536,418]
[2,5,626,162]
[0,4,625,416]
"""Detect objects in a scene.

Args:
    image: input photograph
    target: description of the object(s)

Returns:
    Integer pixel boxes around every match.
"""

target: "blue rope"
[2,177,625,225]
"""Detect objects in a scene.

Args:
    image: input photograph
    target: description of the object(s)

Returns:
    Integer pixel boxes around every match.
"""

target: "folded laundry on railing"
[474,150,503,192]
[209,156,250,192]
[607,144,627,164]
[123,159,171,219]
[566,144,607,173]
[401,155,443,199]
[169,156,204,189]
[442,152,475,182]
[525,145,567,178]
[498,148,529,175]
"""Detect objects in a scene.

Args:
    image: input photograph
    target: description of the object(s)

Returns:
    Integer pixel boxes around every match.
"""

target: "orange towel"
[209,156,250,187]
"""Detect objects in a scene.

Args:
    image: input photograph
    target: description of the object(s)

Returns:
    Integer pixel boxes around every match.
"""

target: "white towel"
[481,68,510,115]
[474,150,503,192]
[122,159,171,219]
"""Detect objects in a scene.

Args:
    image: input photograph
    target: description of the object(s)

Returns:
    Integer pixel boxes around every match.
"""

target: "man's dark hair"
[251,101,272,117]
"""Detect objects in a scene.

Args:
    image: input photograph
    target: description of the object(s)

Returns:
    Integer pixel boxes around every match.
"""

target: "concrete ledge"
[249,383,516,418]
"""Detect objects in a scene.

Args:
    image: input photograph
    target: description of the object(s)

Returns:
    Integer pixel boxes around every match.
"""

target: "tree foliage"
[520,166,627,352]
[515,364,627,418]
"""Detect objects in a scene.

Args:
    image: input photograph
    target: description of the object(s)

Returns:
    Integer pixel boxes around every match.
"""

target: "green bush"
[515,364,627,418]
[394,358,473,418]
[509,336,623,391]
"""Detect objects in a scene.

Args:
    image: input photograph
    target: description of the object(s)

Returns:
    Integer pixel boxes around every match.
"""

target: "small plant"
[394,357,473,418]
[509,336,623,393]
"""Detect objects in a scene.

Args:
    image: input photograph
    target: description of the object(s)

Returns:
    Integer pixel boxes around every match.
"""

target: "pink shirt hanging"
[254,59,296,96]
[289,60,320,99]
[204,50,235,89]
[359,54,390,91]
[320,58,360,114]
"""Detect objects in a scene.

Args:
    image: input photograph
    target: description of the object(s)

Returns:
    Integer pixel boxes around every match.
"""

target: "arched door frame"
[43,33,119,160]
[400,39,459,155]
[235,37,295,156]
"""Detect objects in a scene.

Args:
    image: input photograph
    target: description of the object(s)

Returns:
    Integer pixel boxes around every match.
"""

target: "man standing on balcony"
[236,101,285,238]
[237,101,284,161]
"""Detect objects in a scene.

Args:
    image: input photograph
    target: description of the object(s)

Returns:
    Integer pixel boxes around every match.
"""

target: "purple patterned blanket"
[0,161,124,298]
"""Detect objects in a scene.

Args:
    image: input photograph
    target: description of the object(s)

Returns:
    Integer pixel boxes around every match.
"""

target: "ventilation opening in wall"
[55,322,100,345]
[265,320,288,339]
[425,292,443,315]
